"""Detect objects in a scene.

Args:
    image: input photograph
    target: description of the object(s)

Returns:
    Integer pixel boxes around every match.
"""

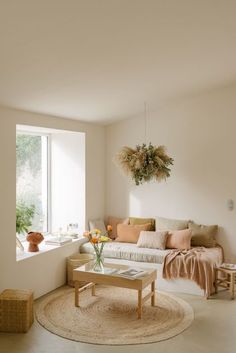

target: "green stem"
[99,242,105,256]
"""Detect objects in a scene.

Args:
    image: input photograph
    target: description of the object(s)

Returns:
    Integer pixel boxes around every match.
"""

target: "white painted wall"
[106,83,236,262]
[51,132,85,234]
[0,106,105,297]
[1,81,236,298]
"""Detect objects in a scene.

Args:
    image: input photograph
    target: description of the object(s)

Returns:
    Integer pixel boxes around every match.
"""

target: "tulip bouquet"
[83,225,112,272]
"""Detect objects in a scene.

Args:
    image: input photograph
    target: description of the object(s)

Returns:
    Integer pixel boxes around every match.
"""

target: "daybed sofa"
[79,216,223,297]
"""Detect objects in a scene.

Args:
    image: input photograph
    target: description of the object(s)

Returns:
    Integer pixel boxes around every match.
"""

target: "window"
[16,131,50,239]
[16,125,86,258]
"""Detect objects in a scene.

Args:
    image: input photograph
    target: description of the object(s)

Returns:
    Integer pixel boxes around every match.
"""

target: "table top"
[217,265,236,273]
[75,261,156,276]
[73,261,157,289]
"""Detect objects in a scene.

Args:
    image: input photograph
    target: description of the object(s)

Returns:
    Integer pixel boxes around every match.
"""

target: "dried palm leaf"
[115,143,174,185]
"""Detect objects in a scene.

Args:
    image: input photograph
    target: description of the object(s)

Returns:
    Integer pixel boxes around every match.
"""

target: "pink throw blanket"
[162,246,223,298]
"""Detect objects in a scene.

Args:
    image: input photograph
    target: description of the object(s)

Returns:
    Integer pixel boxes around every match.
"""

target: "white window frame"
[46,133,52,235]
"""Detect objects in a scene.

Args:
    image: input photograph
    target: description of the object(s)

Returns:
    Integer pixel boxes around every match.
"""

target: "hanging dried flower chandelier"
[116,143,174,186]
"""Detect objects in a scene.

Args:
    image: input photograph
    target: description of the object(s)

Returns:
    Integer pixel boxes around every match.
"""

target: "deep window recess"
[16,132,50,239]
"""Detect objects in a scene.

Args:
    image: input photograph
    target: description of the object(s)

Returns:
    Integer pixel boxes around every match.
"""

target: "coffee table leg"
[92,283,96,296]
[214,268,218,294]
[230,273,235,300]
[75,281,79,307]
[151,280,155,306]
[138,290,142,319]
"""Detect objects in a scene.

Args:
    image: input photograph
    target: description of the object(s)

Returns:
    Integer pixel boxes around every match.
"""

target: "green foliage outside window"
[16,134,41,177]
[16,202,35,235]
[16,133,43,235]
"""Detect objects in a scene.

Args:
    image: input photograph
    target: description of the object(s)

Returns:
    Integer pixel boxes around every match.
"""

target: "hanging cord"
[144,102,148,145]
[144,101,148,145]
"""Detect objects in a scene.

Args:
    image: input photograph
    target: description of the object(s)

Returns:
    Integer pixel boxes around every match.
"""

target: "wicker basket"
[67,253,94,287]
[0,289,34,333]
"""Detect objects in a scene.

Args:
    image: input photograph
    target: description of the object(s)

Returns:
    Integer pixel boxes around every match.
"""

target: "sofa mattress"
[80,241,170,264]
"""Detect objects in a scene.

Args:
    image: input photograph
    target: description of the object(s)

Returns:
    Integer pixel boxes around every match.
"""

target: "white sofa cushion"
[89,219,106,233]
[156,216,189,231]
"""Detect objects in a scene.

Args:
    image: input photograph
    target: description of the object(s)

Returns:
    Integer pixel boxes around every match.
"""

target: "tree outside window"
[16,133,49,239]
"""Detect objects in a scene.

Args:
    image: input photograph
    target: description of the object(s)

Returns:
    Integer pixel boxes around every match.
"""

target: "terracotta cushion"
[116,223,152,243]
[166,229,192,250]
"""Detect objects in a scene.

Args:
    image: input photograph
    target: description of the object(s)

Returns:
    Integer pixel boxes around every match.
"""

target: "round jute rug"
[35,285,194,345]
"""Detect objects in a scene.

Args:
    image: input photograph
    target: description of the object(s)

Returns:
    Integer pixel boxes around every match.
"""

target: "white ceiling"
[0,0,236,124]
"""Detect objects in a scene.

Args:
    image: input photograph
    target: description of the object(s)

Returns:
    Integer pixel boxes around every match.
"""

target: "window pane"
[16,133,48,237]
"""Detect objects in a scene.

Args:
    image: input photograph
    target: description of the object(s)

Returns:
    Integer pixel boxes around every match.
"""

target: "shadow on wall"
[217,227,231,262]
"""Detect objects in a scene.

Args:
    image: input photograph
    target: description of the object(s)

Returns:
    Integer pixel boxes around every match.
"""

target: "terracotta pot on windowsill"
[26,232,44,252]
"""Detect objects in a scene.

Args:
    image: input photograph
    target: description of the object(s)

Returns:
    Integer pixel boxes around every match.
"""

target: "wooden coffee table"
[73,262,157,319]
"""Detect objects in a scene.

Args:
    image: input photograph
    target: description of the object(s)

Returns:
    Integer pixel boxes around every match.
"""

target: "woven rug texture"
[35,285,194,345]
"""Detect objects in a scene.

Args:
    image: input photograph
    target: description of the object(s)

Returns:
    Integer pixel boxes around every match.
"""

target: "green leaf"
[16,202,35,235]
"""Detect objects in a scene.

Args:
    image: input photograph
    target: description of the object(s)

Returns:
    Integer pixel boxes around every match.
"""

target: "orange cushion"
[116,223,152,243]
[106,216,129,239]
[166,229,192,250]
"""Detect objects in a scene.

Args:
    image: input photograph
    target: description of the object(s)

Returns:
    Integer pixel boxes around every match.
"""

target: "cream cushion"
[116,223,152,243]
[166,229,192,250]
[188,221,218,247]
[156,216,189,231]
[137,231,168,250]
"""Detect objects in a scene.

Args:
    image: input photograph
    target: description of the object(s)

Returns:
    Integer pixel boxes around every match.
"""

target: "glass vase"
[93,252,104,273]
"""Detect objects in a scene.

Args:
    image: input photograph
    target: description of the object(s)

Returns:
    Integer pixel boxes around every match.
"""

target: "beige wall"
[0,106,105,297]
[106,83,236,262]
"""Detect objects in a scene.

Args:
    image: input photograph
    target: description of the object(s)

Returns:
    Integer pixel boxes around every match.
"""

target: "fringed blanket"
[163,246,223,298]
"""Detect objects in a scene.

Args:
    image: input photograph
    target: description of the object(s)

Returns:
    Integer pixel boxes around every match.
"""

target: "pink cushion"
[106,216,129,239]
[116,223,152,243]
[166,229,192,250]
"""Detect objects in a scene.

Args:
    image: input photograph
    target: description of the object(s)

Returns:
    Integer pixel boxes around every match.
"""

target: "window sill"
[16,237,88,262]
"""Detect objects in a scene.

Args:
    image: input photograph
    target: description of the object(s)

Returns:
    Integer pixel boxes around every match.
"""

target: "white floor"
[0,289,236,353]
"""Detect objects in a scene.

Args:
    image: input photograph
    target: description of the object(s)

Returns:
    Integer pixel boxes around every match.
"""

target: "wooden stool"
[0,289,34,333]
[215,267,236,300]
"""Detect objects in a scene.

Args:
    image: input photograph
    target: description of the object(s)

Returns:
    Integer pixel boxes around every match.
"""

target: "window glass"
[16,133,48,238]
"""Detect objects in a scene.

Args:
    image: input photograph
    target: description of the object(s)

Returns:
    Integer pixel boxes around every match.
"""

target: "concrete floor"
[0,289,236,353]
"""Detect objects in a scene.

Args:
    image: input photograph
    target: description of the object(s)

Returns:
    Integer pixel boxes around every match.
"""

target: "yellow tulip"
[93,229,101,235]
[100,235,110,242]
